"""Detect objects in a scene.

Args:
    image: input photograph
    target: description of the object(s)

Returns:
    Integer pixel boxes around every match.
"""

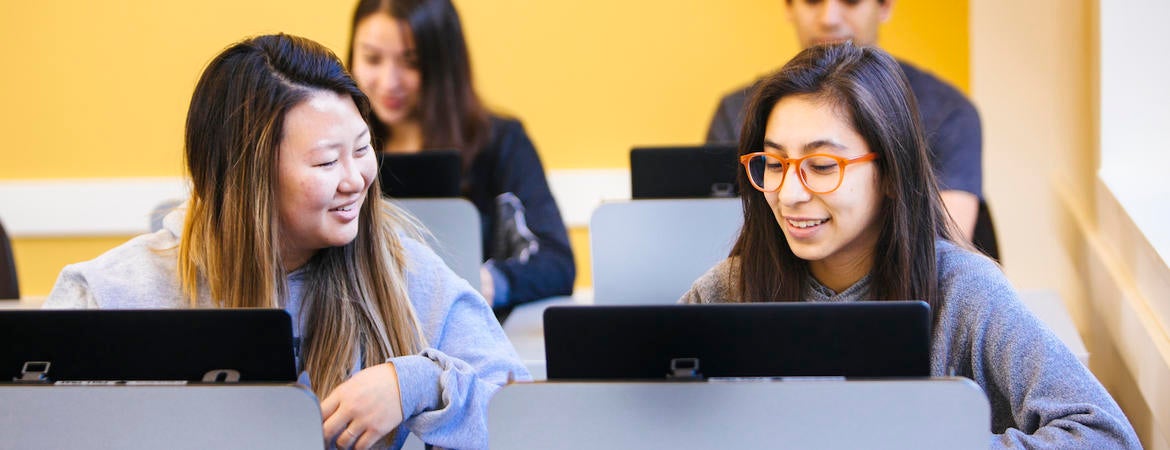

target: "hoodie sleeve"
[391,236,530,449]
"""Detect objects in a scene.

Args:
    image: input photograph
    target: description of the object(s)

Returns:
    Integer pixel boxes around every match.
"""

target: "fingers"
[321,391,340,419]
[321,405,349,444]
[338,425,365,450]
[325,417,366,450]
[353,428,379,450]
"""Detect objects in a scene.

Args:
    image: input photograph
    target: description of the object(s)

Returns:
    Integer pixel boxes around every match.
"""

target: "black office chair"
[971,200,1000,263]
[0,218,19,299]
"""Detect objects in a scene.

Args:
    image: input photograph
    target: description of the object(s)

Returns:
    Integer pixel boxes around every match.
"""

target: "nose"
[383,62,405,93]
[777,164,811,206]
[817,0,844,28]
[338,158,368,194]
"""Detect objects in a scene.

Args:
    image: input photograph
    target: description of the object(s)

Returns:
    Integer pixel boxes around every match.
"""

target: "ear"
[879,0,896,24]
[783,0,796,24]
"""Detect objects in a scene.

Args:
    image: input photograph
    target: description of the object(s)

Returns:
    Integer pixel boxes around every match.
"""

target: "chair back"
[394,198,483,291]
[590,198,741,304]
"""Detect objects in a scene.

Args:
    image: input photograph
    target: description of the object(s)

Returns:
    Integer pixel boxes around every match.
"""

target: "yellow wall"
[0,0,968,296]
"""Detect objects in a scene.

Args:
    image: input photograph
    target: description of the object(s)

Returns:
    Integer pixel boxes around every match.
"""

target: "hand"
[480,266,494,304]
[321,363,404,450]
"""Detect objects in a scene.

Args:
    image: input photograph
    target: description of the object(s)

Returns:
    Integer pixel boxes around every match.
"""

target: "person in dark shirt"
[347,0,575,318]
[707,0,982,242]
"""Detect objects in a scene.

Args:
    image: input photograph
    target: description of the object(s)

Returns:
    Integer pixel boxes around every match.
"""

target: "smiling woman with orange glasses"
[680,42,1139,448]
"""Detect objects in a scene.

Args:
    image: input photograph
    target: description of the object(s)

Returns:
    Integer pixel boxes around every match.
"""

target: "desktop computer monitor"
[378,149,463,198]
[543,301,931,380]
[1,309,296,383]
[630,144,739,199]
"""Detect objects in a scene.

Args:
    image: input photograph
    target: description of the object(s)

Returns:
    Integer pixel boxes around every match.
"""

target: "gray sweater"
[680,240,1140,449]
[44,210,530,450]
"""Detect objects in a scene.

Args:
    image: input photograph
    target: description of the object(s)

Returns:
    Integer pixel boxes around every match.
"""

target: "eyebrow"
[763,138,848,155]
[312,129,371,152]
[357,42,381,52]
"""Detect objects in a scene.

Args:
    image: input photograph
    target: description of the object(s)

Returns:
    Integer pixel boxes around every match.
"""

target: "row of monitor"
[2,301,930,384]
[380,145,739,199]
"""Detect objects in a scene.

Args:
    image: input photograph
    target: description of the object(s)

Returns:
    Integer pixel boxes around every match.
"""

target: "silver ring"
[346,428,358,438]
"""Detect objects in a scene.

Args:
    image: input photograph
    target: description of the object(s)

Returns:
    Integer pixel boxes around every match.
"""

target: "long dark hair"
[732,43,953,314]
[180,33,425,404]
[347,0,491,171]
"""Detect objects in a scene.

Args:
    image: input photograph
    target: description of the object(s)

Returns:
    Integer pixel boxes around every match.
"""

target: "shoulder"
[482,114,549,174]
[680,257,740,304]
[397,234,448,278]
[488,115,529,145]
[395,234,476,300]
[717,80,758,113]
[46,229,185,309]
[936,240,1008,289]
[897,60,978,120]
[481,115,538,160]
[933,239,1019,317]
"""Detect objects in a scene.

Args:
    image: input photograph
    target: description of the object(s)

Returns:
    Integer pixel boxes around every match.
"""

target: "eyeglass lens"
[746,154,844,193]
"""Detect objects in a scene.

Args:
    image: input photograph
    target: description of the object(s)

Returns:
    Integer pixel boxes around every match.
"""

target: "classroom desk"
[0,384,321,449]
[501,288,1090,380]
[489,378,990,449]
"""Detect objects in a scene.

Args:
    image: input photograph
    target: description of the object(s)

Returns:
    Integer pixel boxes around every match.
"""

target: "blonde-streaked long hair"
[178,33,425,398]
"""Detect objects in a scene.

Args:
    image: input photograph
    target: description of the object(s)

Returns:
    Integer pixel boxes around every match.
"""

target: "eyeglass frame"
[737,151,879,194]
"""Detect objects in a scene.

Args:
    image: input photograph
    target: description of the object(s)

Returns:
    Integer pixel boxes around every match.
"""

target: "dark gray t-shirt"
[706,60,983,198]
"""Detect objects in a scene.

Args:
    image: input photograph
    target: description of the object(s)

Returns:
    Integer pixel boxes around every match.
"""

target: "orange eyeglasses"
[738,152,878,194]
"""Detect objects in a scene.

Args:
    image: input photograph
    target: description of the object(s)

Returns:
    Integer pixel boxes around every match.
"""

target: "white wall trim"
[0,178,191,237]
[0,170,627,237]
[545,169,630,227]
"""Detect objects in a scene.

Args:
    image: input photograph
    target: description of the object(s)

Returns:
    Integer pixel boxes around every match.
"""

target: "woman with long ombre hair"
[45,33,527,450]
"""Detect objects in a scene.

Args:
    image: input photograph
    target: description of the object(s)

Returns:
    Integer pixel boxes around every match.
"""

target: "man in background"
[707,0,983,242]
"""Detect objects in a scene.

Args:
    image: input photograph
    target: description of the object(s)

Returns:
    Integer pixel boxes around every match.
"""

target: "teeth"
[789,219,826,228]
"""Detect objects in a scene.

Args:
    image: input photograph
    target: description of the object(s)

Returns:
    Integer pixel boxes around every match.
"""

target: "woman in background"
[348,0,575,318]
[45,33,526,450]
[680,42,1140,448]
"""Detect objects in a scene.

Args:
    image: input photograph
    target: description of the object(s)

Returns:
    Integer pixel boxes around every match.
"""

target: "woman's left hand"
[321,362,405,450]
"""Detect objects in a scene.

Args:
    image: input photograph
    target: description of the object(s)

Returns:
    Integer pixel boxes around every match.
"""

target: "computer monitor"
[378,149,463,198]
[630,144,739,199]
[544,301,931,380]
[0,309,296,383]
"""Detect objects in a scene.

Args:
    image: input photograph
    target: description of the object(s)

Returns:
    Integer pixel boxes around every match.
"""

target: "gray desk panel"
[490,378,989,449]
[0,384,322,449]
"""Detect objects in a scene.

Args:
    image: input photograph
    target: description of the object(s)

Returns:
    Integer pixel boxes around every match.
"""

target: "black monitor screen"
[0,309,296,383]
[630,145,739,199]
[378,149,462,198]
[544,302,931,380]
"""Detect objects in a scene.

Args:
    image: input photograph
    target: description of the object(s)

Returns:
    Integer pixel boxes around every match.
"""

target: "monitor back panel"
[0,309,296,383]
[544,302,931,380]
[378,149,462,198]
[630,145,739,199]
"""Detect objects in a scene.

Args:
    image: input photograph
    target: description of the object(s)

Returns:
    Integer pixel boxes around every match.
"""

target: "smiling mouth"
[788,218,828,229]
[330,202,359,212]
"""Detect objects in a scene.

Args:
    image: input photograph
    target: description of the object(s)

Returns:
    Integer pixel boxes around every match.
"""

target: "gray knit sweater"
[680,240,1140,449]
[43,210,530,450]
